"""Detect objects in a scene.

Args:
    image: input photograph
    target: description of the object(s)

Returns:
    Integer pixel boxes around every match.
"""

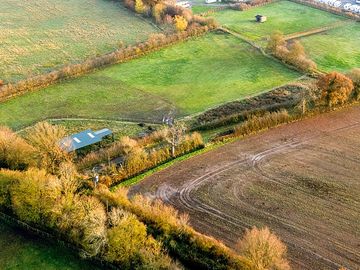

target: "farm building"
[60,128,113,152]
[255,15,267,22]
[176,1,191,8]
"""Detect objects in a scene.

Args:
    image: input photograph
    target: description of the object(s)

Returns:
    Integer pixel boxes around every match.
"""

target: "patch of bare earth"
[130,106,360,270]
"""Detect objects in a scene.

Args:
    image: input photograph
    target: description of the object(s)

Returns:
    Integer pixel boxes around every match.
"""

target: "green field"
[212,1,347,41]
[0,33,300,130]
[300,23,360,72]
[0,222,101,270]
[0,0,159,83]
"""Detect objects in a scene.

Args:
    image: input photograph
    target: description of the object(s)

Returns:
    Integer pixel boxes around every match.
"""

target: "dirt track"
[130,106,360,270]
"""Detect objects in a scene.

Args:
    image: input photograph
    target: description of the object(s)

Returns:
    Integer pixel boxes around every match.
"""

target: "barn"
[60,128,113,152]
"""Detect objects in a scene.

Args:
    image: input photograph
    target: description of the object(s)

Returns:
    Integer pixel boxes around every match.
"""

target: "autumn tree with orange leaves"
[318,72,354,107]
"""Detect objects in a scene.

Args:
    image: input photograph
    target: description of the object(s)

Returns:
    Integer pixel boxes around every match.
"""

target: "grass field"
[0,33,300,130]
[131,106,360,270]
[212,1,348,41]
[0,222,101,270]
[0,0,159,83]
[299,23,360,72]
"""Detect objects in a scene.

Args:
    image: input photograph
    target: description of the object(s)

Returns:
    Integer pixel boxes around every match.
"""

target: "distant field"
[299,23,360,72]
[0,222,101,270]
[0,33,300,130]
[0,0,159,82]
[212,1,347,41]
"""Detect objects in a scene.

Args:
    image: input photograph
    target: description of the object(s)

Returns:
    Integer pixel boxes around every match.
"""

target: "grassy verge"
[0,222,101,270]
[114,144,222,188]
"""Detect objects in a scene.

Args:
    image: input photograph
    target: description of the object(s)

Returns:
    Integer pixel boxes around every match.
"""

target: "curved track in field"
[130,106,360,270]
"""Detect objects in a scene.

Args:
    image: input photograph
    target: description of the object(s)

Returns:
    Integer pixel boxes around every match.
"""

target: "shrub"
[174,15,188,31]
[135,0,146,14]
[10,168,61,225]
[234,110,290,137]
[0,169,22,210]
[0,126,35,170]
[267,31,317,72]
[237,227,290,270]
[53,194,107,256]
[26,122,73,174]
[318,72,354,107]
[105,211,174,269]
[348,68,360,100]
[153,3,165,23]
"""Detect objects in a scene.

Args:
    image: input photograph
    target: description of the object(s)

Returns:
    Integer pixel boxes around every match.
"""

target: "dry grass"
[0,0,159,82]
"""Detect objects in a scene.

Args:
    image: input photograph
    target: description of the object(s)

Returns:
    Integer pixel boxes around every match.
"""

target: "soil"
[131,105,360,270]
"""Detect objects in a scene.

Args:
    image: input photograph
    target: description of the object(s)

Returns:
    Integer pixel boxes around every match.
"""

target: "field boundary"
[283,20,353,40]
[288,0,360,21]
[217,27,312,75]
[0,26,212,104]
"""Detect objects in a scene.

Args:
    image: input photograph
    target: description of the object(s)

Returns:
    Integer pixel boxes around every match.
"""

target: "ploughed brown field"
[130,106,360,270]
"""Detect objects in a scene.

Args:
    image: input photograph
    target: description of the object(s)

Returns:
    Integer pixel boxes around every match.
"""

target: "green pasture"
[0,33,300,130]
[212,1,347,41]
[0,0,159,82]
[299,23,360,72]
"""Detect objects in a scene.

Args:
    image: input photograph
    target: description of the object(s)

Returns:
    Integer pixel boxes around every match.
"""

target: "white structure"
[176,1,191,8]
[205,0,217,3]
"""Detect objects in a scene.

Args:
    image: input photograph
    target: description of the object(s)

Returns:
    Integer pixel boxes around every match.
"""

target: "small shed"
[60,128,113,152]
[255,15,267,23]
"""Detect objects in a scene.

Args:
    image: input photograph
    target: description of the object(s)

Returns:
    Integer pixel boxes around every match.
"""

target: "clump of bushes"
[266,31,317,73]
[123,0,217,32]
[0,127,35,170]
[231,0,275,11]
[0,167,176,269]
[347,68,360,100]
[237,227,290,270]
[234,109,291,137]
[317,71,354,107]
[79,125,204,186]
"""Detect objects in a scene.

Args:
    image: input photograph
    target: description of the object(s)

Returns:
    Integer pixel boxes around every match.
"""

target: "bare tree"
[163,122,187,157]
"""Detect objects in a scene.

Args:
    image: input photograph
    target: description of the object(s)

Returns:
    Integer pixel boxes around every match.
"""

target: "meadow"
[0,33,300,130]
[0,0,159,83]
[212,1,348,41]
[299,23,360,72]
[0,222,101,270]
[211,1,358,72]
